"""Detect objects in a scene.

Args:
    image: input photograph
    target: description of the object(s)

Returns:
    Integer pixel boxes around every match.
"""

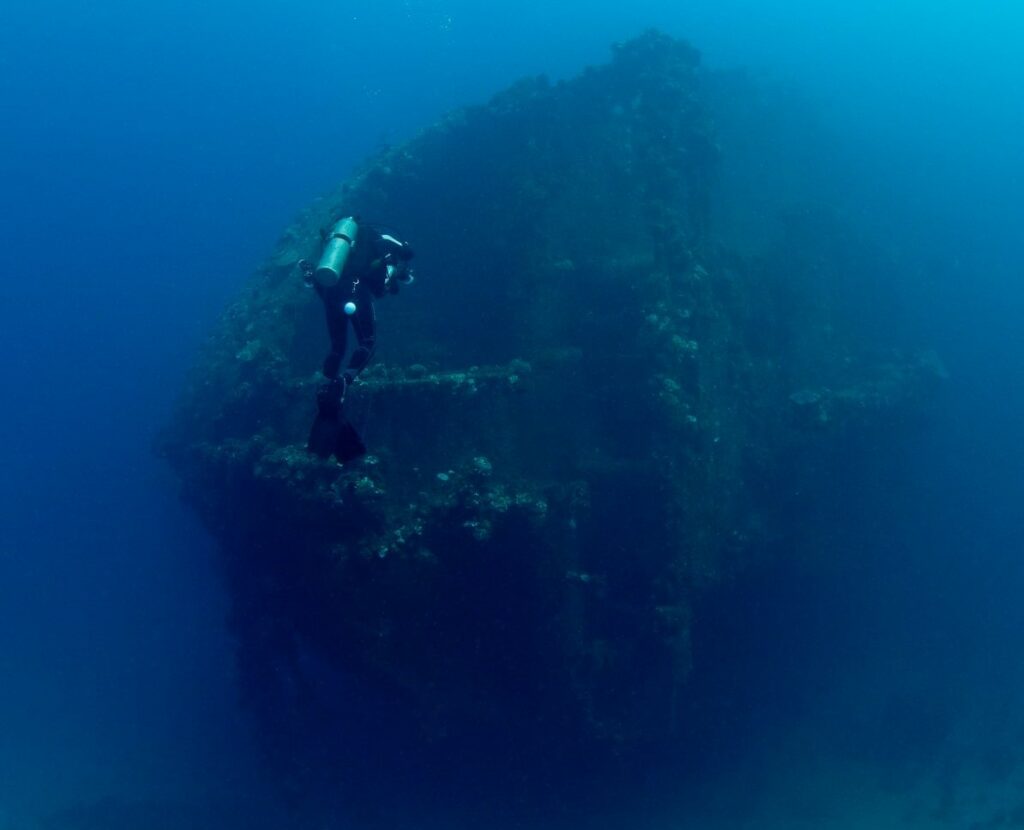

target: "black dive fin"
[335,419,367,463]
[308,411,366,463]
[308,411,342,459]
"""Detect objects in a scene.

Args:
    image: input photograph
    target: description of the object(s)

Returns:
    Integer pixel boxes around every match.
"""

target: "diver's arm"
[378,233,416,291]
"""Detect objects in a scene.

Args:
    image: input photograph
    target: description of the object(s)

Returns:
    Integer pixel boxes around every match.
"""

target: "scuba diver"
[299,216,415,463]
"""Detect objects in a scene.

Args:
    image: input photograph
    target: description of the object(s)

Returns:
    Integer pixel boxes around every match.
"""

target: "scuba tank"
[314,217,359,288]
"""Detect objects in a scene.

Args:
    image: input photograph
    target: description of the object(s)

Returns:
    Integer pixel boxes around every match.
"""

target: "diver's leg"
[345,295,377,381]
[335,295,372,463]
[322,294,348,380]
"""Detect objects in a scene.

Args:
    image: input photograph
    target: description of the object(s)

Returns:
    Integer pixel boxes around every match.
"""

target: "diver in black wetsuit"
[300,217,414,462]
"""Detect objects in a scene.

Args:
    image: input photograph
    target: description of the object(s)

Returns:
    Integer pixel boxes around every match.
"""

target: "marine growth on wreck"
[161,30,942,815]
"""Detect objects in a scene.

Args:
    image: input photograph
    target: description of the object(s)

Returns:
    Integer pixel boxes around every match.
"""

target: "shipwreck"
[161,31,942,820]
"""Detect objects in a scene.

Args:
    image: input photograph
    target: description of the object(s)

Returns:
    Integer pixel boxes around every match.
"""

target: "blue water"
[1,2,1021,827]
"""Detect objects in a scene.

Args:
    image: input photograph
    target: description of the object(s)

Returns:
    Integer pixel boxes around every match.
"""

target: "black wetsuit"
[307,224,413,462]
[315,226,413,384]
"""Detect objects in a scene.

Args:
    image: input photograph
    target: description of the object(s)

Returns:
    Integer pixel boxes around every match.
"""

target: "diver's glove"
[316,377,346,416]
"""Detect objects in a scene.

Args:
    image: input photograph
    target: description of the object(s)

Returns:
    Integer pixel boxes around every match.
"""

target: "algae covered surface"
[161,31,942,819]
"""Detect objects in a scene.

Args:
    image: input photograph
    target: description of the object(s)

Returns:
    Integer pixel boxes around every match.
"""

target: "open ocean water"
[1,2,1022,827]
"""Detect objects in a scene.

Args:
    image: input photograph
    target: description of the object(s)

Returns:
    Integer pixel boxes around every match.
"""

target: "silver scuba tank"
[314,217,359,288]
